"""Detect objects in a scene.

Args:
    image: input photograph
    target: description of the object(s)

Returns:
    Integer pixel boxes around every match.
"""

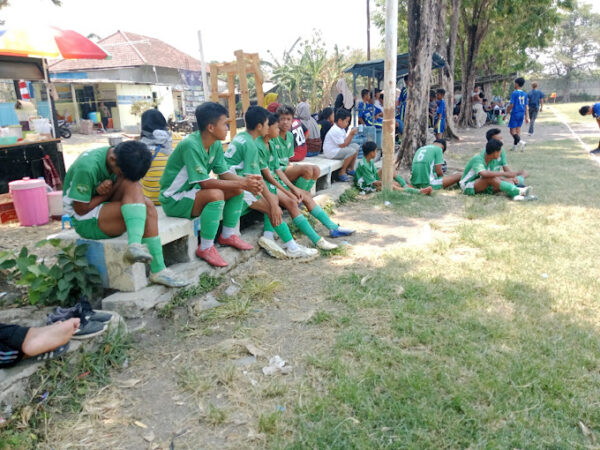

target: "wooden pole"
[209,63,219,102]
[382,0,398,191]
[197,30,210,103]
[235,50,250,114]
[70,83,80,125]
[227,71,237,138]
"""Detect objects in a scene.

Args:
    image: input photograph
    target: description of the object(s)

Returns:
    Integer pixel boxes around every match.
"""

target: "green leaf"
[57,289,69,301]
[27,265,42,276]
[58,278,70,291]
[74,244,89,258]
[75,257,89,268]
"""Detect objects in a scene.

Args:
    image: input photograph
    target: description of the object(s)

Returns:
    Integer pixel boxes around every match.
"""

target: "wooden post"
[251,55,265,107]
[382,0,398,191]
[209,63,219,102]
[197,30,210,103]
[70,83,80,125]
[235,50,250,114]
[227,71,237,138]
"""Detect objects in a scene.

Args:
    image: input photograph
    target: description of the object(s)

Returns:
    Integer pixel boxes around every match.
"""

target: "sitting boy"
[410,139,461,190]
[356,142,432,195]
[459,138,536,201]
[159,102,262,268]
[276,104,320,191]
[322,108,360,182]
[225,106,317,260]
[484,128,528,186]
[63,141,187,287]
[578,103,600,154]
[258,113,354,250]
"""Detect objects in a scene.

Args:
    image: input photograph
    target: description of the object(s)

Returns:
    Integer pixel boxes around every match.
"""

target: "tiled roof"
[49,31,205,72]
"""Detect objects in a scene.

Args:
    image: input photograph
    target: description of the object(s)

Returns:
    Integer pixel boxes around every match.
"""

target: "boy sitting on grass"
[63,141,187,287]
[355,142,432,194]
[578,103,600,154]
[276,105,321,191]
[410,139,461,190]
[459,138,536,201]
[257,113,354,251]
[322,108,360,182]
[484,128,528,186]
[225,106,317,260]
[159,102,263,268]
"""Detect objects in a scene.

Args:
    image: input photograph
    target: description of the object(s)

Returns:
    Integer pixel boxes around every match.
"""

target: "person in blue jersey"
[504,77,530,152]
[578,103,600,154]
[398,76,408,132]
[527,82,544,135]
[434,88,446,140]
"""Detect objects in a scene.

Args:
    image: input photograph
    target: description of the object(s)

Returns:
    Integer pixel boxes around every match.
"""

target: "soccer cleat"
[195,245,228,267]
[218,234,254,250]
[124,243,152,264]
[149,268,190,288]
[316,238,338,250]
[519,141,527,151]
[258,237,288,259]
[518,186,532,197]
[420,186,433,195]
[34,342,70,361]
[47,298,112,325]
[511,144,517,151]
[513,194,538,202]
[590,148,600,155]
[286,244,318,260]
[330,227,355,238]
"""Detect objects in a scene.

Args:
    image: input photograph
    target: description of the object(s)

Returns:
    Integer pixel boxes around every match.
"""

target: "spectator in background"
[266,102,280,113]
[99,102,111,129]
[373,88,383,109]
[140,109,173,205]
[334,79,355,113]
[263,92,278,109]
[527,82,545,135]
[323,109,359,182]
[296,102,322,157]
[428,91,437,127]
[318,107,335,143]
[289,106,307,162]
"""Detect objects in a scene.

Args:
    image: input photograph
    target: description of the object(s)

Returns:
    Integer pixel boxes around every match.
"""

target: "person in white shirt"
[323,109,359,182]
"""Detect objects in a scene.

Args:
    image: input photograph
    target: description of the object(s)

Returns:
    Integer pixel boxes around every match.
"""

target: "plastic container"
[8,178,49,226]
[47,191,64,218]
[32,118,51,135]
[6,125,23,140]
[88,112,99,123]
[0,136,18,145]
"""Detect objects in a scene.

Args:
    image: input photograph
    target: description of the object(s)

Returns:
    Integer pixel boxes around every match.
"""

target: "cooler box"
[8,178,49,226]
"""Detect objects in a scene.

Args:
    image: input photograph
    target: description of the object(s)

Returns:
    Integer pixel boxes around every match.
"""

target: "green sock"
[293,214,321,244]
[263,214,274,233]
[274,222,293,243]
[517,175,525,185]
[499,181,520,197]
[121,203,146,244]
[394,175,407,187]
[306,179,316,191]
[294,177,310,191]
[310,205,338,231]
[200,200,224,240]
[222,193,243,228]
[404,187,420,194]
[142,236,166,273]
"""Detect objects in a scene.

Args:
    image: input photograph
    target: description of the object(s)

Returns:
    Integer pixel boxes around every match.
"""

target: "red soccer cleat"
[218,234,254,251]
[195,245,228,267]
[420,186,433,195]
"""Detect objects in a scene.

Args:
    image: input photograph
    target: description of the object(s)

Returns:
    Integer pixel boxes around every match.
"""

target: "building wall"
[529,77,600,100]
[116,83,153,132]
[153,85,175,121]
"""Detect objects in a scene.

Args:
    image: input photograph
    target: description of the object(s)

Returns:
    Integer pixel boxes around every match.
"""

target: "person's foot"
[337,174,350,182]
[285,244,318,260]
[196,245,228,267]
[218,234,254,250]
[21,318,80,357]
[511,144,517,151]
[316,238,338,250]
[149,268,190,288]
[519,141,527,151]
[330,227,355,238]
[518,186,532,197]
[346,169,356,176]
[420,186,433,195]
[590,148,600,155]
[513,194,538,202]
[124,243,152,264]
[258,237,288,259]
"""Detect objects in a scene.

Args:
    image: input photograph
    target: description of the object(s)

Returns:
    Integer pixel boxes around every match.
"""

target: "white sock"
[221,226,236,239]
[263,231,274,240]
[200,238,214,251]
[283,239,299,251]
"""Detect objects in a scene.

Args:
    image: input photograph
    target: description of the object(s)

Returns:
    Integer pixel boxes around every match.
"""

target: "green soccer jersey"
[159,132,230,202]
[255,136,281,176]
[459,153,493,189]
[410,144,444,186]
[277,131,294,169]
[354,157,379,192]
[480,148,507,172]
[224,131,262,176]
[63,146,116,216]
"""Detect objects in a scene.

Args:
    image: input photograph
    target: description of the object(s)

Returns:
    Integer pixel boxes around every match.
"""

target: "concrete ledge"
[295,156,344,192]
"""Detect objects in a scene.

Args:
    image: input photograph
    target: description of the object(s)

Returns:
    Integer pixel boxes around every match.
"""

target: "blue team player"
[578,102,600,154]
[504,77,529,152]
[398,76,408,132]
[434,88,446,139]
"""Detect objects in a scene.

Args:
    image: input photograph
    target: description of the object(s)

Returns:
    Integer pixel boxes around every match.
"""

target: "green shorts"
[463,185,494,196]
[161,196,195,219]
[71,203,113,240]
[241,191,261,215]
[412,178,443,190]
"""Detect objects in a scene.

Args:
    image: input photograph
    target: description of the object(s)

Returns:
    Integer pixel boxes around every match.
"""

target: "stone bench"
[48,208,200,292]
[294,156,344,192]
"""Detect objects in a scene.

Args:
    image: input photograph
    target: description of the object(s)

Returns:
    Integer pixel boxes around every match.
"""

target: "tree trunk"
[438,0,460,140]
[397,0,440,168]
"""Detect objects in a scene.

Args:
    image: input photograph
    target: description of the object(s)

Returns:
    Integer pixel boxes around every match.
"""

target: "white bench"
[49,208,200,292]
[295,156,344,192]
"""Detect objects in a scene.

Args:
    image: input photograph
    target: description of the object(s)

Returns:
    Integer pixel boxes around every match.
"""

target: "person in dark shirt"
[335,79,355,113]
[318,107,334,144]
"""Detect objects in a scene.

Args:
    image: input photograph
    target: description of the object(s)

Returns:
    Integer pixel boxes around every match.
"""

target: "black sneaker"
[47,298,112,325]
[442,160,448,173]
[34,342,70,362]
[72,318,107,340]
[590,148,600,155]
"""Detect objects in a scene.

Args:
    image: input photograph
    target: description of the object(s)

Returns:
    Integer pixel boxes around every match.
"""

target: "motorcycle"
[168,116,194,134]
[57,119,71,139]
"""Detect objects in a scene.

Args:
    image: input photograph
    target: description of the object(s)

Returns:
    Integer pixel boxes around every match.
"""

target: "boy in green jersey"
[225,106,317,260]
[63,141,187,288]
[410,139,461,190]
[257,114,354,251]
[355,142,432,194]
[484,128,528,186]
[459,139,536,201]
[275,104,320,191]
[159,102,263,268]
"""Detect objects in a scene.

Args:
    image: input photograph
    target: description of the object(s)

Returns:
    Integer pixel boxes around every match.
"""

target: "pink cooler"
[9,178,49,226]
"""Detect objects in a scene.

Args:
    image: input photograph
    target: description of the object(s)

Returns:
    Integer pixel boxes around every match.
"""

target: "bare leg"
[284,164,313,183]
[21,318,80,357]
[442,172,462,188]
[191,188,225,217]
[340,152,357,174]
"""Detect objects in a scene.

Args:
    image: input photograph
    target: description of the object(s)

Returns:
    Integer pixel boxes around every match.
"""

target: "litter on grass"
[262,355,292,376]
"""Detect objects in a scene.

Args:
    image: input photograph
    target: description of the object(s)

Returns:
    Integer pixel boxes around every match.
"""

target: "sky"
[0,0,374,63]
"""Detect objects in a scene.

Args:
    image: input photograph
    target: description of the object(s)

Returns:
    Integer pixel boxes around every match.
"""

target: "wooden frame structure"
[209,50,264,138]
